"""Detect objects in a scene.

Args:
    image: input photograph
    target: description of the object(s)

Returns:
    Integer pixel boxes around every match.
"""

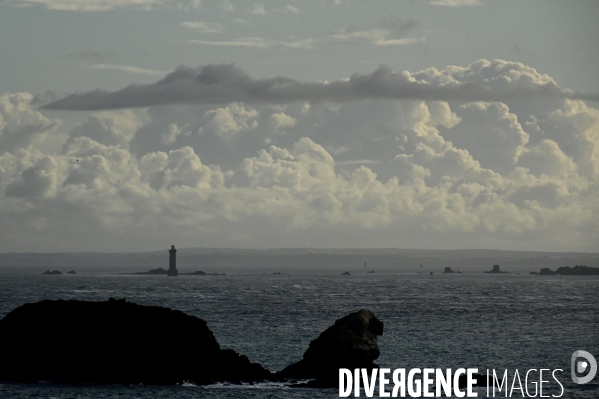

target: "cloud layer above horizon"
[44,60,599,111]
[2,59,599,252]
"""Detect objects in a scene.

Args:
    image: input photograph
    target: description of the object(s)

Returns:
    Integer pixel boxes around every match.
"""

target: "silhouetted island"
[530,265,599,275]
[128,267,168,275]
[367,270,375,273]
[484,264,508,274]
[276,309,383,387]
[341,271,351,275]
[0,299,383,387]
[180,271,226,276]
[443,267,461,274]
[42,270,61,275]
[67,271,76,274]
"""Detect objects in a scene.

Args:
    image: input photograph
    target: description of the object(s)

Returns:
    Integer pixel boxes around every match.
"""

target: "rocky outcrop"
[277,309,383,387]
[341,271,351,275]
[0,300,385,388]
[0,299,270,385]
[443,267,454,273]
[180,271,226,276]
[125,267,168,275]
[67,271,76,274]
[42,270,62,275]
[484,264,507,274]
[531,265,599,275]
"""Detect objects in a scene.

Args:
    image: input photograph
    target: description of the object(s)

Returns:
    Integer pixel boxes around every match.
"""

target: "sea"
[0,267,597,399]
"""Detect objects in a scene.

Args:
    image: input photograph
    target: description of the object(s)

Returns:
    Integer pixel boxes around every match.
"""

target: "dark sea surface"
[0,268,597,398]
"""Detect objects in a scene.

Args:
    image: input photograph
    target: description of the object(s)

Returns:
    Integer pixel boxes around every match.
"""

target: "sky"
[0,0,598,252]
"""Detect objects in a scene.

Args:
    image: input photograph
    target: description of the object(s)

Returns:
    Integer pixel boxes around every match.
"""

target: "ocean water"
[0,269,597,398]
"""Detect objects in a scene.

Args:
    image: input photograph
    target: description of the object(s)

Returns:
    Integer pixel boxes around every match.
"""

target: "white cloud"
[87,64,170,76]
[180,21,225,33]
[199,103,258,139]
[330,29,425,46]
[0,92,61,153]
[266,112,297,135]
[6,0,202,11]
[188,37,315,49]
[2,59,599,251]
[249,3,265,15]
[430,0,482,7]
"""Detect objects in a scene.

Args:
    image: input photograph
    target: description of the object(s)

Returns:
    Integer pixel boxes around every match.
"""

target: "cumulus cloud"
[6,0,202,11]
[0,93,61,153]
[198,103,258,139]
[44,60,598,111]
[3,59,599,251]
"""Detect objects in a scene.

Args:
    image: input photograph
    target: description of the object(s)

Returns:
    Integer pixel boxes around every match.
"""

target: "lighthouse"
[167,245,178,276]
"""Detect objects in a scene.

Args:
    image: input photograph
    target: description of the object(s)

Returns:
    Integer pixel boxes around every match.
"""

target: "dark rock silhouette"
[67,271,76,274]
[0,299,270,385]
[277,309,383,387]
[180,271,226,276]
[443,267,462,274]
[485,264,508,274]
[341,271,351,275]
[530,265,599,276]
[367,270,375,273]
[42,270,61,275]
[129,267,168,275]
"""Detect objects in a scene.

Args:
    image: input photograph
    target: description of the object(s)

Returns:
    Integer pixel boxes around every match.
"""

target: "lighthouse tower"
[167,245,178,276]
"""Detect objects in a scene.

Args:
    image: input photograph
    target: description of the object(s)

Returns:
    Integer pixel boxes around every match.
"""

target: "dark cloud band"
[43,63,597,111]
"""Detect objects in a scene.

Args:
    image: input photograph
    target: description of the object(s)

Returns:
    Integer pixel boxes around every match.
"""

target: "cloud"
[0,93,61,153]
[180,21,225,33]
[266,112,297,134]
[3,75,599,251]
[198,103,258,139]
[86,64,170,76]
[329,30,425,46]
[44,60,598,111]
[249,3,265,15]
[329,18,423,46]
[188,37,316,49]
[430,0,482,7]
[5,0,202,11]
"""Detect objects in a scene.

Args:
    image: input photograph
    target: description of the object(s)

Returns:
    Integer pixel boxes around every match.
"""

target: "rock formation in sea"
[276,309,384,387]
[0,300,385,388]
[67,271,76,274]
[127,267,168,275]
[341,271,351,275]
[179,271,226,276]
[42,270,61,275]
[530,265,599,275]
[443,267,454,273]
[0,299,270,385]
[484,264,508,274]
